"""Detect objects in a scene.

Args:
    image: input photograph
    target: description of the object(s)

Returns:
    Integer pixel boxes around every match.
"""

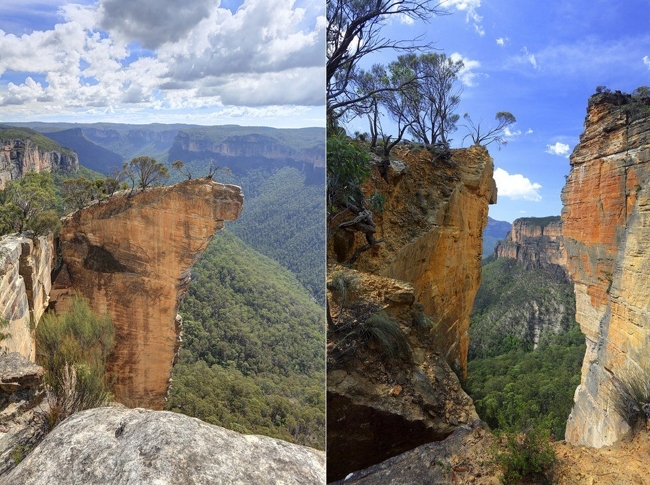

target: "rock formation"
[52,179,243,409]
[0,135,78,189]
[0,234,53,360]
[562,92,650,446]
[494,216,569,277]
[327,145,495,480]
[0,407,325,485]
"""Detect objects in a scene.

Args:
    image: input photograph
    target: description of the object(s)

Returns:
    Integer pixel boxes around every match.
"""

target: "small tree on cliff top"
[123,156,169,191]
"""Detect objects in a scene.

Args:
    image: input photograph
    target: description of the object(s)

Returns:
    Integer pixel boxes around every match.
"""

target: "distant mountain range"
[6,122,325,184]
[482,216,511,257]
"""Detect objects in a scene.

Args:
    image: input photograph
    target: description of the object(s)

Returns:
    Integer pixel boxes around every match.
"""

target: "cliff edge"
[562,92,650,446]
[52,179,243,409]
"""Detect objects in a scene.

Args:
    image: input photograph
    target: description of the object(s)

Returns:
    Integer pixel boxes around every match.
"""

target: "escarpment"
[495,216,569,278]
[0,136,78,189]
[562,92,650,447]
[52,179,243,409]
[327,145,495,480]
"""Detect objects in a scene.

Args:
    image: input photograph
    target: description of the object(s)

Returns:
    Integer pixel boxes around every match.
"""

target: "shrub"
[35,297,115,428]
[494,428,557,485]
[610,362,650,433]
[327,133,370,214]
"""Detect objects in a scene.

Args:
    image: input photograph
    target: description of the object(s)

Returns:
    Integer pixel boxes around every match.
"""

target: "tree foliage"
[166,231,325,449]
[327,0,446,121]
[0,172,59,235]
[123,156,169,191]
[463,111,516,148]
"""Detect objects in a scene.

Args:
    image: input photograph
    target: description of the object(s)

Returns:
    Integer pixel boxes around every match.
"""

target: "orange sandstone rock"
[562,92,650,447]
[55,179,243,409]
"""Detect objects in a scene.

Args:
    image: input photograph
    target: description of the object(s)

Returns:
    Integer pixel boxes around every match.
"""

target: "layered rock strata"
[327,145,495,480]
[327,267,478,481]
[330,145,497,373]
[1,407,325,485]
[0,139,78,189]
[562,92,650,446]
[495,216,569,278]
[0,235,52,360]
[53,179,243,409]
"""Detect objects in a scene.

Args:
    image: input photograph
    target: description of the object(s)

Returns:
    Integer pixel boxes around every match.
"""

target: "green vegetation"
[0,172,60,236]
[610,359,650,434]
[327,132,370,214]
[180,126,324,151]
[470,258,576,359]
[123,156,169,191]
[35,297,115,429]
[466,257,585,440]
[0,126,75,156]
[166,231,325,449]
[494,427,557,485]
[228,167,325,304]
[517,216,561,229]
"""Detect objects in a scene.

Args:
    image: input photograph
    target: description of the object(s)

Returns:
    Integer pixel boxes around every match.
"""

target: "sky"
[343,0,650,222]
[0,0,325,128]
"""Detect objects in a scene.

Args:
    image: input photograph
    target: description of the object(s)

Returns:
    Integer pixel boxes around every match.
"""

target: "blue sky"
[0,0,325,128]
[343,0,650,222]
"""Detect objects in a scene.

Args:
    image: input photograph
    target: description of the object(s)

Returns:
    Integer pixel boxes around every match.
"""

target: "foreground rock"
[0,353,46,475]
[330,420,498,485]
[52,179,243,409]
[561,91,650,447]
[1,407,325,485]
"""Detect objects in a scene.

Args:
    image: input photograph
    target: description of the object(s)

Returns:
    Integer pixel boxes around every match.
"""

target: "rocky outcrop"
[327,145,495,480]
[330,420,497,485]
[0,137,78,189]
[0,234,53,360]
[0,407,325,485]
[327,267,478,481]
[0,353,47,476]
[331,145,496,374]
[52,179,243,409]
[562,92,650,447]
[495,216,569,277]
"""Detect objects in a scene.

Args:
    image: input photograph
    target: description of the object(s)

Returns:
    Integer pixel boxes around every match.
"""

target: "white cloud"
[496,37,508,47]
[0,0,325,117]
[494,167,542,202]
[526,129,533,135]
[442,0,483,35]
[644,55,650,69]
[546,142,570,157]
[504,127,521,138]
[522,46,537,69]
[450,52,481,87]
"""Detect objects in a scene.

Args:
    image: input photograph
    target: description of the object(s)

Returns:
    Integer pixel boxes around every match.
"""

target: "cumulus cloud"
[494,167,542,202]
[526,129,533,135]
[442,0,483,35]
[450,52,481,87]
[644,55,650,69]
[0,0,325,116]
[546,142,570,157]
[496,37,507,47]
[504,127,521,137]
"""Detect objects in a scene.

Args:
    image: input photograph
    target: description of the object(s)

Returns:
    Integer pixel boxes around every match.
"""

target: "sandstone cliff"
[52,179,243,409]
[0,132,78,189]
[0,234,53,360]
[494,216,569,277]
[1,407,325,485]
[327,145,495,480]
[562,92,650,446]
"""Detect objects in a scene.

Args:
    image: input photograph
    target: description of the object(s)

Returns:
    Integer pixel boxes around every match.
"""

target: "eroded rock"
[0,407,325,485]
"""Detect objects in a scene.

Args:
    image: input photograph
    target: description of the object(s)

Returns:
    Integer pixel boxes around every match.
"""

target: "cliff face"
[53,179,243,409]
[562,92,650,447]
[173,131,325,168]
[495,216,569,277]
[0,139,78,189]
[0,234,53,360]
[327,145,495,480]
